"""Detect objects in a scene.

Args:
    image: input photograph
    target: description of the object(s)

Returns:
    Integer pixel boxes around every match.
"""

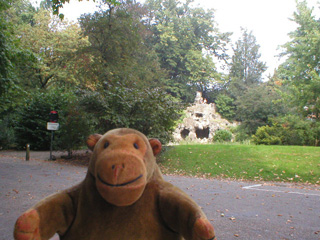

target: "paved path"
[1,151,319,240]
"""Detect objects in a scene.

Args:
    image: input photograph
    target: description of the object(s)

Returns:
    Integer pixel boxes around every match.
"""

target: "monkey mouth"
[97,174,143,187]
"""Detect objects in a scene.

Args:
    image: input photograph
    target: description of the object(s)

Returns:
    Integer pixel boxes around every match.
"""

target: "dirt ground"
[1,150,320,240]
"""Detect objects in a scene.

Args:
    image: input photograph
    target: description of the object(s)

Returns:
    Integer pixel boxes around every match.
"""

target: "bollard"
[26,144,30,161]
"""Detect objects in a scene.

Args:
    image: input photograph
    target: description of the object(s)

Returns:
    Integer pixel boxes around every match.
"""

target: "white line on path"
[242,184,320,197]
[242,184,263,189]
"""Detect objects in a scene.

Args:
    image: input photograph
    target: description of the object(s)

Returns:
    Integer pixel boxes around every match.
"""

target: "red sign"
[49,111,59,123]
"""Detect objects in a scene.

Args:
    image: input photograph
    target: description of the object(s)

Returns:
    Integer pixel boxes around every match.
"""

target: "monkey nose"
[111,164,125,180]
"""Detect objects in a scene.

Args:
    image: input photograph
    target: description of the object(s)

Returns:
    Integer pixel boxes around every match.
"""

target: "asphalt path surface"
[1,151,319,240]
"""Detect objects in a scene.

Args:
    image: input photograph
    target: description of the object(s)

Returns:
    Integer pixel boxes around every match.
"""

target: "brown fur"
[14,128,216,240]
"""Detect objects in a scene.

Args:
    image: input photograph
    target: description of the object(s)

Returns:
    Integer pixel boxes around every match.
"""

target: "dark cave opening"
[195,127,209,139]
[180,129,190,139]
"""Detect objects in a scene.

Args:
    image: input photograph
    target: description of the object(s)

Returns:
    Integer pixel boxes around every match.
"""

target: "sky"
[195,0,320,78]
[37,0,320,79]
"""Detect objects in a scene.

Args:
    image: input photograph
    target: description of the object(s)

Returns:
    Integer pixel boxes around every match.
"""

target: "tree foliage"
[230,28,267,85]
[0,0,15,95]
[235,84,285,135]
[0,0,33,117]
[15,8,89,89]
[213,28,270,138]
[215,94,235,121]
[14,89,92,151]
[253,115,320,146]
[249,1,320,145]
[51,0,120,19]
[78,2,164,90]
[228,28,267,99]
[78,86,181,144]
[145,0,231,102]
[279,0,320,122]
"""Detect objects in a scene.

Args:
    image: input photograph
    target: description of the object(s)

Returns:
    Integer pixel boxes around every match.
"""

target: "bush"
[252,125,282,145]
[14,88,92,150]
[234,125,251,142]
[213,129,232,142]
[0,115,16,149]
[56,104,92,156]
[252,115,319,146]
[215,94,235,121]
[78,85,181,144]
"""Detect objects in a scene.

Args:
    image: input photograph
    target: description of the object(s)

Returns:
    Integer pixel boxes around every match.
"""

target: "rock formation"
[173,92,237,143]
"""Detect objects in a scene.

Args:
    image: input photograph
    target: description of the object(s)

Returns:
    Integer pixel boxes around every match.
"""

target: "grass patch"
[158,144,320,185]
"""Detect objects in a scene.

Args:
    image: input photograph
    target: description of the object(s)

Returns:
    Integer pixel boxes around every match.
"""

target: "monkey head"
[86,128,162,207]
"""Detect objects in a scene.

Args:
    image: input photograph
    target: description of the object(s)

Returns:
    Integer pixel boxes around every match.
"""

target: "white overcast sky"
[33,0,320,79]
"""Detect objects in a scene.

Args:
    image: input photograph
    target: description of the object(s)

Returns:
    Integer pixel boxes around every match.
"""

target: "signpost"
[47,122,60,131]
[48,111,59,160]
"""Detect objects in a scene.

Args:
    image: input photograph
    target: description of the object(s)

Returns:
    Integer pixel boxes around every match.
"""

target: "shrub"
[234,125,251,142]
[55,104,92,156]
[215,94,235,121]
[0,115,16,149]
[213,129,232,142]
[252,125,282,145]
[252,115,320,146]
[14,88,92,150]
[78,85,181,144]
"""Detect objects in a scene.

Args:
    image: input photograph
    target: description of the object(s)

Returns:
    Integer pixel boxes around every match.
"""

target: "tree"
[50,0,121,19]
[78,86,181,144]
[0,0,33,116]
[6,0,37,25]
[78,1,165,90]
[279,1,320,121]
[229,28,267,98]
[145,0,231,102]
[215,94,235,121]
[0,0,15,95]
[235,83,285,135]
[11,2,89,89]
[77,1,182,143]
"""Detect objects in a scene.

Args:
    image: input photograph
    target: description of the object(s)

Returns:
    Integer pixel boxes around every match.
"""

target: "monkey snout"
[111,164,125,180]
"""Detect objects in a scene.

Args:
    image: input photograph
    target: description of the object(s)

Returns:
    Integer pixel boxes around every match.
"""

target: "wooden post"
[26,144,30,161]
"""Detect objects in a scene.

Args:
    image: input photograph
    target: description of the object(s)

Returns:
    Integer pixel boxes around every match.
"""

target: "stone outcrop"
[173,92,237,143]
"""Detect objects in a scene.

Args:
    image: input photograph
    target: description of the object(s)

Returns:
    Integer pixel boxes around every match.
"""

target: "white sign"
[47,122,59,131]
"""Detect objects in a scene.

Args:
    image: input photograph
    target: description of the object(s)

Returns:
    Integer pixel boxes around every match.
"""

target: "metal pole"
[50,130,53,160]
[26,144,30,161]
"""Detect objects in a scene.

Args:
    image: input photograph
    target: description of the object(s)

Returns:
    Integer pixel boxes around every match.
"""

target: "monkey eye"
[133,143,139,149]
[104,142,109,149]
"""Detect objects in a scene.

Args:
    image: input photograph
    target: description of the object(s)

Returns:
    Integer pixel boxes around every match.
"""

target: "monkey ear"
[149,138,162,156]
[87,134,102,151]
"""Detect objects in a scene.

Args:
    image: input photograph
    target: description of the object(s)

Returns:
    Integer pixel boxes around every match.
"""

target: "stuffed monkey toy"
[14,128,216,240]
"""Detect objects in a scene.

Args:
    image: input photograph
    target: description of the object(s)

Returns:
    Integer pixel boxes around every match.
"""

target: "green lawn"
[158,144,320,185]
